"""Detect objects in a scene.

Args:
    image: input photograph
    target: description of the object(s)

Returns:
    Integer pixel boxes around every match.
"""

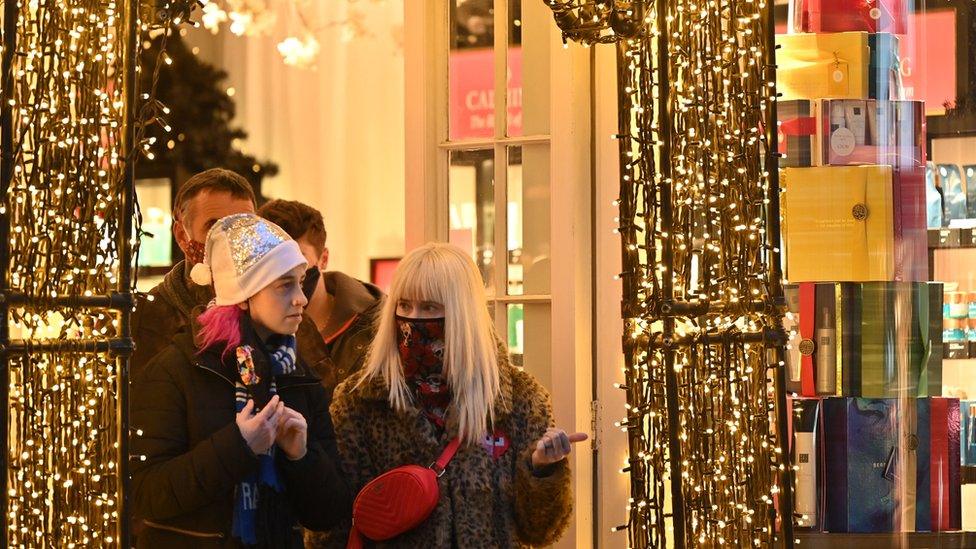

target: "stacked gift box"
[783,282,942,398]
[781,165,927,283]
[789,396,962,533]
[777,0,964,534]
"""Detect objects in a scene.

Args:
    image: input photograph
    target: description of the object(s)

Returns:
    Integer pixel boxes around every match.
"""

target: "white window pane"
[507,0,550,137]
[507,303,551,390]
[507,144,550,296]
[449,0,496,141]
[449,149,496,292]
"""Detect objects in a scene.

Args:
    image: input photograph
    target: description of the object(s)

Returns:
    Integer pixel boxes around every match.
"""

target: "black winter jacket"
[130,330,351,548]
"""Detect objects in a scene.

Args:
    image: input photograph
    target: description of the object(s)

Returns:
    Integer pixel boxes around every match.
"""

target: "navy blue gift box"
[962,401,976,466]
[822,397,961,533]
[824,398,899,533]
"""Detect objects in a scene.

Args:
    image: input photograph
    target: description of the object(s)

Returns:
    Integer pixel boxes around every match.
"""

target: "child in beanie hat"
[130,213,351,549]
[192,213,309,351]
[190,213,307,306]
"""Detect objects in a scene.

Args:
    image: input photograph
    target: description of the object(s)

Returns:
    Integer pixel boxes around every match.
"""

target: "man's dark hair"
[173,168,256,222]
[258,199,327,254]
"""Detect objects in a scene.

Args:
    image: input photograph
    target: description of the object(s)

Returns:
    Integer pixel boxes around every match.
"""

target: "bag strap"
[429,437,462,477]
[346,525,365,549]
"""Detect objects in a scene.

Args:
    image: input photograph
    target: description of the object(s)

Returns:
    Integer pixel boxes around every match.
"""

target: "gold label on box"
[827,62,850,96]
[798,338,816,356]
[907,434,919,450]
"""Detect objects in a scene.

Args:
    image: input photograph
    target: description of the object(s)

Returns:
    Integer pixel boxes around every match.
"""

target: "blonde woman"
[329,243,585,548]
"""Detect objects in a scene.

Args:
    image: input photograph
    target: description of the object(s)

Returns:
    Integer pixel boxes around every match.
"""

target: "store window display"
[778,0,976,539]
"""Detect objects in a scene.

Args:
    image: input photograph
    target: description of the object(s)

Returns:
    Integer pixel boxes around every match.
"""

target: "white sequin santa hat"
[190,213,307,306]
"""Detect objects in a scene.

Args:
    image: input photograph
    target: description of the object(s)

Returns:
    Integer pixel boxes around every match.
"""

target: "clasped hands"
[235,395,307,460]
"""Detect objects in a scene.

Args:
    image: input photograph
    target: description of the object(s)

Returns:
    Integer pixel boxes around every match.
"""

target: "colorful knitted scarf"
[231,330,298,546]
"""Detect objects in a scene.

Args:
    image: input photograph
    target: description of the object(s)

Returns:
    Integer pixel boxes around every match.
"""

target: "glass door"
[445,0,554,387]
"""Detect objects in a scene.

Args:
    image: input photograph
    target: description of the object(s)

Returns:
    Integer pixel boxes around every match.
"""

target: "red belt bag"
[347,438,461,549]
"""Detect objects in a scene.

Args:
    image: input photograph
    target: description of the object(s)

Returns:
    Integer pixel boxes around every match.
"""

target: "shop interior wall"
[930,133,976,530]
[931,252,976,530]
[932,136,976,171]
[186,2,407,281]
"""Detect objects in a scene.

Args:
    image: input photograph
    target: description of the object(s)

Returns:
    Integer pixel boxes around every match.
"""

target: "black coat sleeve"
[131,292,179,378]
[130,347,259,520]
[278,385,353,531]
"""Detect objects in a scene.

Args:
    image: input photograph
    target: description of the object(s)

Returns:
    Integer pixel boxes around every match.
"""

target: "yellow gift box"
[776,32,870,100]
[783,166,895,282]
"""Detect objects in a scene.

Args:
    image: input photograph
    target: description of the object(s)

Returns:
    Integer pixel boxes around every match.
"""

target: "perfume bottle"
[795,431,817,526]
[830,101,846,133]
[816,307,837,395]
[794,400,819,528]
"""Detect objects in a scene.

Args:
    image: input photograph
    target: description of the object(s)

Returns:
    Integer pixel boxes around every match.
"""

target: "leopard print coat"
[323,354,573,548]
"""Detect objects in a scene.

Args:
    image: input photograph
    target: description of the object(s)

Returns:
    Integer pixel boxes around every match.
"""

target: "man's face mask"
[302,266,321,301]
[179,220,206,266]
[183,237,206,266]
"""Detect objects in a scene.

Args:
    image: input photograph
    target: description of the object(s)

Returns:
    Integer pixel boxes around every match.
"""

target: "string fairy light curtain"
[0,0,186,546]
[542,1,794,547]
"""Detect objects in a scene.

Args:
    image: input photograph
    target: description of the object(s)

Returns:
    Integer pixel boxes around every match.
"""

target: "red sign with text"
[449,48,523,140]
[899,9,957,115]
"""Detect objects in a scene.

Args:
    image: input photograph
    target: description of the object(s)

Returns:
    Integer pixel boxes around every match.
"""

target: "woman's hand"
[530,428,588,469]
[275,406,308,461]
[236,395,283,455]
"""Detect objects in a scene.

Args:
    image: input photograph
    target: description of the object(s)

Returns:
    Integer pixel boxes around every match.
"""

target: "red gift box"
[791,0,908,34]
[916,397,962,531]
[799,283,818,397]
[892,166,927,283]
[793,283,848,397]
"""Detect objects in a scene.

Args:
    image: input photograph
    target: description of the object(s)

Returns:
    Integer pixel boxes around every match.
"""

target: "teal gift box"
[869,33,902,101]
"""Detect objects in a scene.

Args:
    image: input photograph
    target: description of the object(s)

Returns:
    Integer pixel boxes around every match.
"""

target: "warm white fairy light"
[277,34,320,67]
[192,0,391,66]
[544,1,785,547]
[4,0,177,546]
[200,1,229,33]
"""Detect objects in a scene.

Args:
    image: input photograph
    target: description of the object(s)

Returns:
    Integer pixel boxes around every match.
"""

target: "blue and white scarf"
[231,334,298,545]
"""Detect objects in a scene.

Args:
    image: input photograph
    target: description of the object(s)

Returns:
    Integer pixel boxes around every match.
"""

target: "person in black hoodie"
[131,213,351,548]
